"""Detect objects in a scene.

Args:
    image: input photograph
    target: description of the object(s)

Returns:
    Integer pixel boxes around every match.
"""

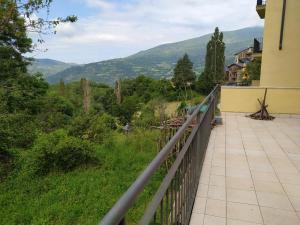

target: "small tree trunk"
[81,78,91,113]
[59,79,65,96]
[114,80,122,104]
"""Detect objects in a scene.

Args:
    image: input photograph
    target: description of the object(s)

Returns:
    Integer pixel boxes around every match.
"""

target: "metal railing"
[257,0,266,6]
[99,85,220,225]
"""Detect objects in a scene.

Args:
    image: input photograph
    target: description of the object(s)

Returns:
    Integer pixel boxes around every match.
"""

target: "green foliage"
[68,114,93,138]
[172,54,196,89]
[0,129,161,225]
[119,95,141,123]
[26,129,96,175]
[197,27,225,94]
[3,74,49,114]
[133,103,157,128]
[37,95,74,131]
[89,113,117,144]
[246,59,261,81]
[177,101,188,115]
[196,72,215,95]
[0,0,32,81]
[0,114,38,151]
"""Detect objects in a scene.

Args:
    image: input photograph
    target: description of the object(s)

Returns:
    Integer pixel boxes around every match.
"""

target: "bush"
[0,114,37,151]
[89,113,117,144]
[37,95,75,131]
[68,114,93,139]
[27,129,97,175]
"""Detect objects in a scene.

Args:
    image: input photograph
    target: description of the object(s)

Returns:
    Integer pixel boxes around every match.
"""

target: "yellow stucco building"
[221,0,300,114]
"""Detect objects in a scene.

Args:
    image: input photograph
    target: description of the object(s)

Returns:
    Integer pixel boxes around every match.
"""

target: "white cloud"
[85,0,115,9]
[34,0,263,63]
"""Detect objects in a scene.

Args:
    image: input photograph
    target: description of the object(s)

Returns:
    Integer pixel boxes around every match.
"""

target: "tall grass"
[0,129,162,225]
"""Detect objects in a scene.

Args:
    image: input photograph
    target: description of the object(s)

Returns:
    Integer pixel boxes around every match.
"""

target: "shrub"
[0,114,37,150]
[68,114,93,139]
[27,129,97,175]
[89,113,117,144]
[37,95,75,131]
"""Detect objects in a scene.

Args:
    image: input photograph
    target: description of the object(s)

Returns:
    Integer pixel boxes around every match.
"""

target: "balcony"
[253,37,263,59]
[190,112,300,225]
[256,0,266,19]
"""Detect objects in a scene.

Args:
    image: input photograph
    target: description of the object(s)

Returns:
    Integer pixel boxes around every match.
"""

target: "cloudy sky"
[30,0,263,64]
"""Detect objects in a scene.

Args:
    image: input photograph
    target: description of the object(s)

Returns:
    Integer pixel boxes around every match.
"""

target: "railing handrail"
[99,85,219,225]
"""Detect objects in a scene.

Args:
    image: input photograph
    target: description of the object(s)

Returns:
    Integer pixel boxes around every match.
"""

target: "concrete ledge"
[220,86,300,114]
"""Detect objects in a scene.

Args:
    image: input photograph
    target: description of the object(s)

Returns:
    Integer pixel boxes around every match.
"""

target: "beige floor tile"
[227,189,258,205]
[193,197,207,214]
[203,215,226,225]
[212,159,225,167]
[205,199,226,217]
[227,218,263,225]
[227,202,263,224]
[226,177,254,191]
[253,180,285,194]
[211,166,225,176]
[276,172,300,185]
[226,167,252,178]
[283,183,300,197]
[200,174,210,185]
[289,195,300,211]
[260,207,300,225]
[190,213,204,225]
[251,171,279,183]
[249,162,274,173]
[256,191,294,211]
[207,185,226,200]
[209,175,225,187]
[197,184,208,198]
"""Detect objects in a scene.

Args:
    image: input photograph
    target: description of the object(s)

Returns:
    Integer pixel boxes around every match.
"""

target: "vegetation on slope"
[0,1,226,224]
[28,59,76,78]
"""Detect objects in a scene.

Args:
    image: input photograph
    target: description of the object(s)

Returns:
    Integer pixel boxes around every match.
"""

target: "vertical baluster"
[166,189,169,225]
[160,199,164,225]
[170,179,174,225]
[175,170,178,224]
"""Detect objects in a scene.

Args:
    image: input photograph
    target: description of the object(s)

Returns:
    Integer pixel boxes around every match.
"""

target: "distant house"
[234,47,253,64]
[226,47,253,82]
[226,63,243,82]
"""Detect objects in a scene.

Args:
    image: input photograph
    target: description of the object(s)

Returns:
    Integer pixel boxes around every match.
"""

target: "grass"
[0,130,162,225]
[164,95,206,117]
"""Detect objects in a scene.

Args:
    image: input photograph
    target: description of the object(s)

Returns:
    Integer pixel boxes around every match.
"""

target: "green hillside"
[46,27,263,84]
[28,59,76,78]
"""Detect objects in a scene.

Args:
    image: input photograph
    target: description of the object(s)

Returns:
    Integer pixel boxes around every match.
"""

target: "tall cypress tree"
[197,27,225,94]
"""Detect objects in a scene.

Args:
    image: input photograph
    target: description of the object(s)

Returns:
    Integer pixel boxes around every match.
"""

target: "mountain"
[47,27,263,84]
[28,59,76,78]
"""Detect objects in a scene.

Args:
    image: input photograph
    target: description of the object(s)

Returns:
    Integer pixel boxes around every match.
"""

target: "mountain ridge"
[32,26,263,84]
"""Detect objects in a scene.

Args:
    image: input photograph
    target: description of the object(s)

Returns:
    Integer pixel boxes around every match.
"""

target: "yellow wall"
[221,86,300,114]
[260,0,300,87]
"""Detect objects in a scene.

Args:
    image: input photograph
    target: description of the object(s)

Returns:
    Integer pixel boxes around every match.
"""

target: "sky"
[29,0,263,64]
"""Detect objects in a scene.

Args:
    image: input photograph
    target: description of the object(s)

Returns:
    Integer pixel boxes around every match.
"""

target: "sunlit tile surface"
[190,112,300,225]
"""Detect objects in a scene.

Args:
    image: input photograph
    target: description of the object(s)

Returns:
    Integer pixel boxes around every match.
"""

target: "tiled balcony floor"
[190,112,300,225]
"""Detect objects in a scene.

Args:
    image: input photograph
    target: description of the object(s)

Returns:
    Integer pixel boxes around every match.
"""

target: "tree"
[0,0,32,82]
[197,27,225,94]
[173,54,196,90]
[246,59,261,81]
[0,0,77,82]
